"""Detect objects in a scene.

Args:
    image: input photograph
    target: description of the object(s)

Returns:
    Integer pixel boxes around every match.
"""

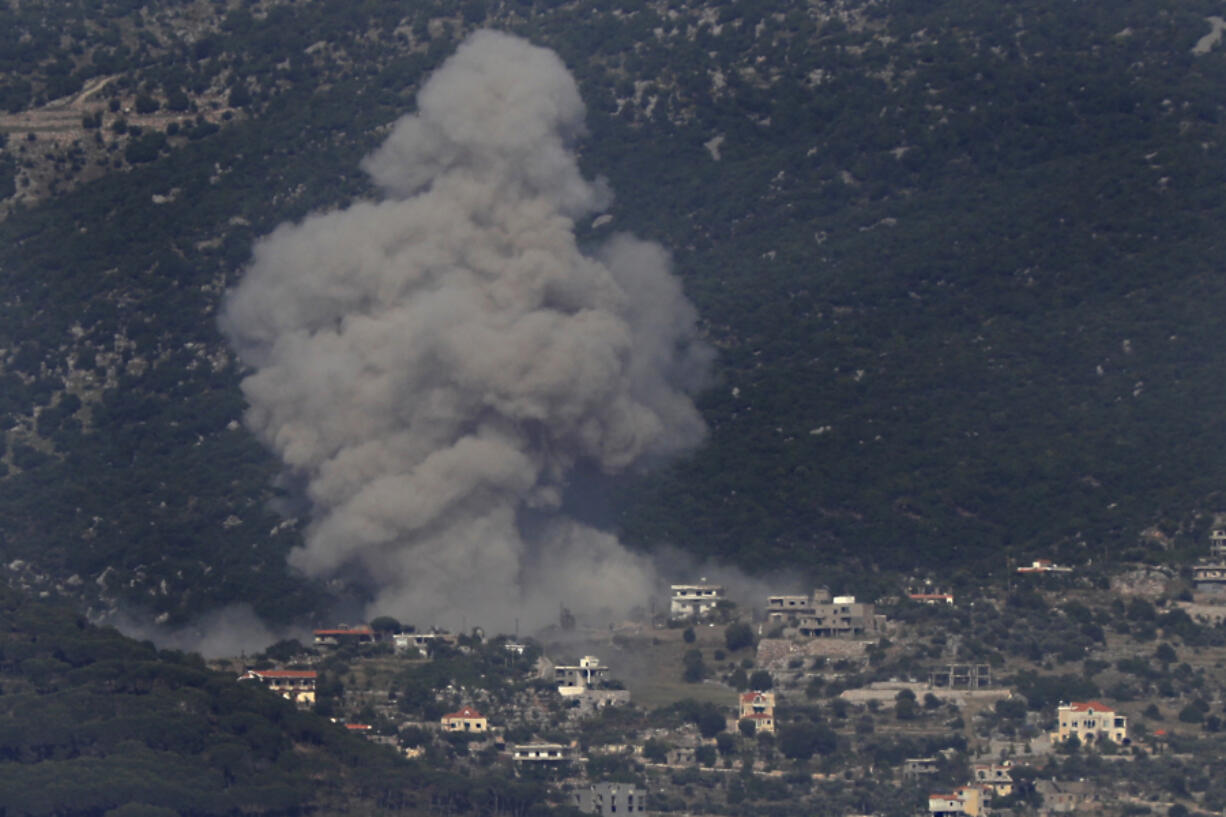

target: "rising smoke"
[219,30,712,633]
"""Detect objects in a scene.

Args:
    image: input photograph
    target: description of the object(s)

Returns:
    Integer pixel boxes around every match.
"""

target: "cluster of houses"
[765,590,887,638]
[671,580,894,641]
[231,567,1194,817]
[925,764,1100,817]
[916,699,1129,817]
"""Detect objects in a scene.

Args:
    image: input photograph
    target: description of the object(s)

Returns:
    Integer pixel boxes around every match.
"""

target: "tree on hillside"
[725,621,755,652]
[748,670,773,691]
[778,723,837,760]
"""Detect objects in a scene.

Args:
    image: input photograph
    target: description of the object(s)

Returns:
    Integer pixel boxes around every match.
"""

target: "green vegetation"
[0,584,554,817]
[0,0,1224,623]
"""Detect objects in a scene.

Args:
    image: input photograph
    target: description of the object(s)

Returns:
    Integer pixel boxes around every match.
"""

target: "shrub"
[725,621,755,652]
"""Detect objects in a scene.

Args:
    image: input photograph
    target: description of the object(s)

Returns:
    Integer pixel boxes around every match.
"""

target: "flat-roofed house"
[574,783,647,816]
[511,743,570,764]
[796,595,882,638]
[971,761,1014,797]
[313,626,375,648]
[928,786,982,817]
[238,669,317,706]
[553,655,611,695]
[670,583,726,620]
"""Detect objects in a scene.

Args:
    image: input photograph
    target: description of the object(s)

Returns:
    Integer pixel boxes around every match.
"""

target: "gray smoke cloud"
[102,604,302,660]
[220,30,712,632]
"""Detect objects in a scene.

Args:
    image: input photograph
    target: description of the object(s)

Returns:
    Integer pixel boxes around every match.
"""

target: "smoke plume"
[220,30,711,632]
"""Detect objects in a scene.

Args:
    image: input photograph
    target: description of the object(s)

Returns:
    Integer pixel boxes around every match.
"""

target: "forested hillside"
[1,0,1225,623]
[0,583,553,816]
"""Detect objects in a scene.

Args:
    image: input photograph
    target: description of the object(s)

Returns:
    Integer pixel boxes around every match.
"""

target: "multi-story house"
[795,595,883,638]
[237,669,317,706]
[738,691,776,733]
[511,743,570,764]
[928,786,983,817]
[1054,700,1128,745]
[670,582,727,620]
[766,593,821,622]
[441,706,488,733]
[553,656,611,692]
[971,761,1014,797]
[313,626,375,648]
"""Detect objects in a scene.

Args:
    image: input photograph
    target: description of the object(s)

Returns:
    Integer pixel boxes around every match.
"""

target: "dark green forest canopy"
[0,0,1224,619]
[0,583,554,817]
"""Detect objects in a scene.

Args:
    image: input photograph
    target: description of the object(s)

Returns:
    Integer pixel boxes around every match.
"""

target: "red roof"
[243,669,317,679]
[1066,700,1112,712]
[741,692,769,703]
[346,723,372,731]
[314,627,374,636]
[443,706,485,720]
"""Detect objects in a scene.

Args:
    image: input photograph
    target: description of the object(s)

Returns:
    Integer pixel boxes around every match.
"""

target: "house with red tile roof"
[441,705,488,733]
[928,786,983,817]
[739,691,776,733]
[1054,700,1128,745]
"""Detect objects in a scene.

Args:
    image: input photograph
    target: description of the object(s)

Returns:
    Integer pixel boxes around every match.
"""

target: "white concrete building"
[670,582,726,620]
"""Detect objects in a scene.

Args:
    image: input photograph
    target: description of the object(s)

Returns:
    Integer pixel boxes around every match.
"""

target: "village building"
[738,691,776,733]
[928,786,983,817]
[313,626,375,648]
[1054,701,1128,745]
[669,582,727,620]
[795,595,884,638]
[511,743,570,765]
[393,631,456,654]
[1192,561,1226,593]
[573,783,647,817]
[908,592,955,605]
[971,761,1014,797]
[1016,559,1073,574]
[1211,527,1226,557]
[441,706,488,733]
[929,663,993,689]
[554,656,611,694]
[766,591,823,622]
[237,669,317,706]
[902,757,939,779]
[547,655,631,711]
[1034,780,1098,813]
